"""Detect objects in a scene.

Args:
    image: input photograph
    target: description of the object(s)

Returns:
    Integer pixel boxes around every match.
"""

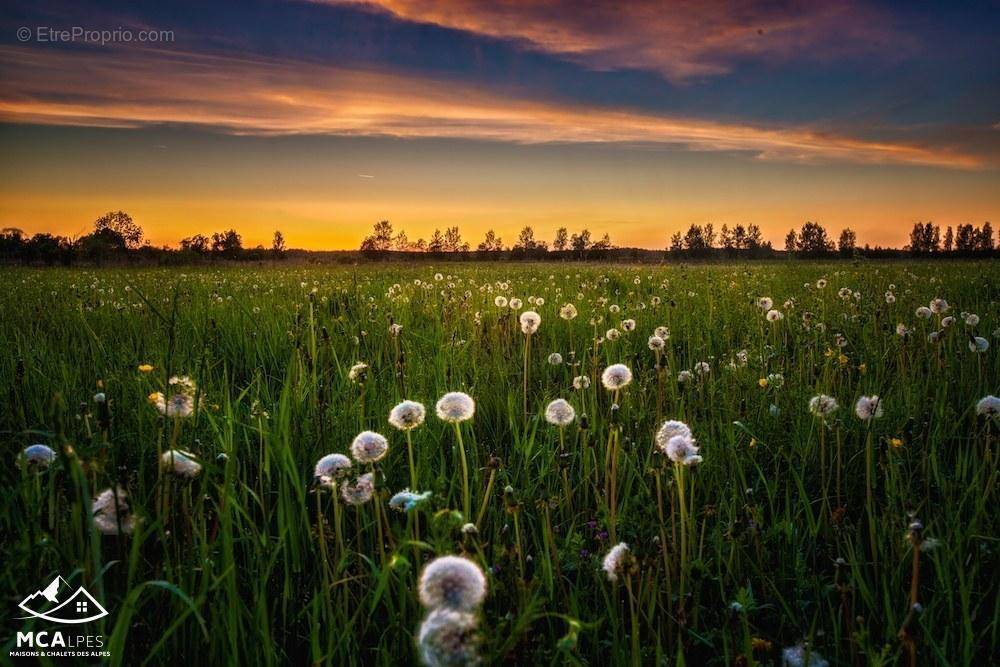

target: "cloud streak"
[0,46,979,168]
[334,0,910,82]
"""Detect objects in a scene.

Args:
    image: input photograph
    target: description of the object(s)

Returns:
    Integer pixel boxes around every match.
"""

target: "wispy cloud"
[0,46,979,168]
[333,0,910,82]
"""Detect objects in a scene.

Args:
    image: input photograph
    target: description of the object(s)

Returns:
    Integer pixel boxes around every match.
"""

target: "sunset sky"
[1,0,998,249]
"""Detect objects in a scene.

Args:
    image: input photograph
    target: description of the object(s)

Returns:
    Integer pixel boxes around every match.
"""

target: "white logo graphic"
[17,576,109,624]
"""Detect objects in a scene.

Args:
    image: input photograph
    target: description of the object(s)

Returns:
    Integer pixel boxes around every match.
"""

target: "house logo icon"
[17,576,109,624]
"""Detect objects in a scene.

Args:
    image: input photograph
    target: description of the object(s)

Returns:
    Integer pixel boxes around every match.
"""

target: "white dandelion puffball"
[314,453,352,482]
[965,313,980,326]
[389,400,426,431]
[766,309,784,322]
[417,607,481,667]
[20,444,56,470]
[677,370,693,383]
[621,319,636,332]
[941,316,954,328]
[92,487,137,535]
[854,395,884,421]
[647,335,665,351]
[605,328,620,341]
[519,310,541,334]
[494,296,508,308]
[601,364,633,390]
[816,279,827,289]
[665,434,702,466]
[572,375,591,390]
[389,323,403,337]
[341,472,375,505]
[509,297,522,310]
[654,326,670,339]
[655,420,692,453]
[150,392,195,418]
[389,489,433,512]
[929,298,949,314]
[436,392,476,423]
[559,303,578,320]
[694,361,710,376]
[976,395,1000,417]
[547,352,563,365]
[781,645,829,667]
[418,555,487,611]
[544,399,576,426]
[757,297,773,310]
[350,431,389,463]
[915,306,932,319]
[160,449,202,478]
[602,542,630,582]
[970,336,989,353]
[348,362,369,382]
[808,394,839,418]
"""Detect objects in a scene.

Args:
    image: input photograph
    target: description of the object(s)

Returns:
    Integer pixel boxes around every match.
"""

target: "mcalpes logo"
[18,575,109,624]
[10,574,112,659]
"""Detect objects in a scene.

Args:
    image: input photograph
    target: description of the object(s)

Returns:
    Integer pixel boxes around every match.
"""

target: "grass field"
[1,261,998,666]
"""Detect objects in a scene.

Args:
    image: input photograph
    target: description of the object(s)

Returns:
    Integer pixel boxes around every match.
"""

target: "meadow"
[1,260,997,666]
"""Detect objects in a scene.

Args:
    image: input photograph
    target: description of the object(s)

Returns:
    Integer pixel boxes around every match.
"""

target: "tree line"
[1,212,995,265]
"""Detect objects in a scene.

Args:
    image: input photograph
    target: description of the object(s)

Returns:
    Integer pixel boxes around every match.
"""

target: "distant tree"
[570,229,592,258]
[838,227,857,257]
[271,230,286,257]
[592,233,612,250]
[412,238,426,252]
[94,210,143,249]
[784,229,798,253]
[668,232,684,253]
[703,223,716,249]
[744,225,764,251]
[360,220,394,252]
[552,227,568,251]
[979,222,994,251]
[211,229,243,258]
[427,229,445,253]
[908,222,939,254]
[477,229,504,252]
[943,226,954,252]
[78,227,128,262]
[797,222,833,256]
[25,233,70,265]
[393,229,409,251]
[180,234,210,253]
[443,226,468,252]
[0,227,26,259]
[719,225,734,253]
[954,224,975,253]
[682,224,710,255]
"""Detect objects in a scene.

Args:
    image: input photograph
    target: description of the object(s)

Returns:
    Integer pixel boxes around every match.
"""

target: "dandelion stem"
[454,423,471,521]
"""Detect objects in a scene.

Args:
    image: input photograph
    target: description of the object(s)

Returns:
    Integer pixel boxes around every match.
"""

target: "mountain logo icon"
[17,575,109,624]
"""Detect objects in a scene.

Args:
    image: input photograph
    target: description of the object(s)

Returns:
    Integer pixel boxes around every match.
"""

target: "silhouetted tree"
[979,222,994,251]
[427,229,445,253]
[180,234,210,253]
[838,227,857,257]
[552,227,568,251]
[360,220,393,252]
[94,210,143,249]
[211,229,243,258]
[943,226,954,252]
[477,229,504,252]
[784,229,798,253]
[571,229,592,258]
[272,230,286,258]
[797,222,833,256]
[443,226,468,252]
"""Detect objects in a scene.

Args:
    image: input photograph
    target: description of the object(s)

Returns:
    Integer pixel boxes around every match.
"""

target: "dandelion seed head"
[929,298,949,314]
[389,489,433,512]
[341,472,375,505]
[602,542,630,582]
[519,310,541,334]
[389,400,427,431]
[418,555,487,611]
[655,420,692,452]
[854,395,884,421]
[509,298,522,310]
[976,395,1000,417]
[92,486,137,535]
[20,444,56,470]
[559,303,577,320]
[677,370,693,383]
[544,399,576,426]
[970,336,989,352]
[494,296,508,308]
[808,394,839,418]
[781,645,829,667]
[665,434,702,466]
[314,453,352,482]
[601,364,632,390]
[417,608,481,667]
[547,352,563,365]
[915,306,932,319]
[436,392,476,423]
[160,449,202,478]
[648,335,665,351]
[572,375,591,390]
[621,319,636,332]
[348,362,369,382]
[766,309,784,322]
[694,361,710,376]
[757,297,773,310]
[350,431,389,464]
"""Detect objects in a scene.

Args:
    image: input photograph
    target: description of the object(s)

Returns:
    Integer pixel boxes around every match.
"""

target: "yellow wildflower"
[138,364,154,373]
[758,378,769,388]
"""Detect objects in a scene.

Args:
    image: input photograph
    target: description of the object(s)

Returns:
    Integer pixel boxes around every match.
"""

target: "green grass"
[1,261,997,666]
